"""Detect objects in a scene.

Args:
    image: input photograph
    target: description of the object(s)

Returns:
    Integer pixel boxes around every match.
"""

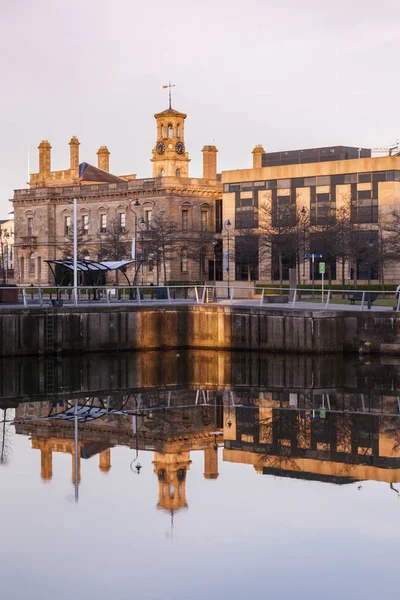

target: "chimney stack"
[202,145,218,180]
[252,145,265,169]
[69,136,80,174]
[203,447,219,479]
[38,140,52,173]
[97,146,110,172]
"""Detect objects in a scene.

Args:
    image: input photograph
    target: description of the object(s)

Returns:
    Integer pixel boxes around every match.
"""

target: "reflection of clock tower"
[151,106,190,177]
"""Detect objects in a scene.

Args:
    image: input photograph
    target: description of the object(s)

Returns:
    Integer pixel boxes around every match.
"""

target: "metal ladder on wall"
[44,358,55,403]
[45,305,56,354]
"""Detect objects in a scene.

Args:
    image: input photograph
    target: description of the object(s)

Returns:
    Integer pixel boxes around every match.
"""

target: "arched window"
[159,169,164,177]
[181,249,188,273]
[177,124,180,138]
[168,124,173,139]
[176,168,181,177]
[161,124,164,138]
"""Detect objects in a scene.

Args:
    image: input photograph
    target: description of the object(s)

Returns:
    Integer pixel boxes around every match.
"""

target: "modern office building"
[221,145,400,285]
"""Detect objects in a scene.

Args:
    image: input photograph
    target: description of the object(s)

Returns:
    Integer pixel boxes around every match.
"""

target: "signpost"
[319,262,325,302]
[304,253,322,298]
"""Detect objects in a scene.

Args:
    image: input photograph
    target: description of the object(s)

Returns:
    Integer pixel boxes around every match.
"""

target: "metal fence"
[0,285,399,311]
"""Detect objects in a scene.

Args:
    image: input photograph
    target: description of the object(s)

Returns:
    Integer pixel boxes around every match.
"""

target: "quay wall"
[0,305,399,357]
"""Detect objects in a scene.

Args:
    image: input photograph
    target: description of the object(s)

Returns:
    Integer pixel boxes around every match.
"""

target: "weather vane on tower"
[162,81,175,109]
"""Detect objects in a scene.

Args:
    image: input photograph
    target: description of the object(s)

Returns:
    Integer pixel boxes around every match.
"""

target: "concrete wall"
[0,305,400,357]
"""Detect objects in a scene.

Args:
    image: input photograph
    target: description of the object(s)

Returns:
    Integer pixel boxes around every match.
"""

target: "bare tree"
[146,209,180,284]
[97,217,130,261]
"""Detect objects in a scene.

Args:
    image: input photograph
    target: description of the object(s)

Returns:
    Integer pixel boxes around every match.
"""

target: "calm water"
[1,351,400,600]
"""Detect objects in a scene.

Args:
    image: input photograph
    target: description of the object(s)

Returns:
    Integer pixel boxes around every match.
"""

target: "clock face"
[156,141,165,155]
[176,141,185,155]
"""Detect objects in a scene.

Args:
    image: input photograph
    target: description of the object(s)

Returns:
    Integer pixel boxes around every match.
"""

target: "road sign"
[304,253,322,259]
[319,262,325,274]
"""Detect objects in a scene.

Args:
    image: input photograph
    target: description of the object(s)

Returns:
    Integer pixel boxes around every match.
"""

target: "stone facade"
[12,105,222,285]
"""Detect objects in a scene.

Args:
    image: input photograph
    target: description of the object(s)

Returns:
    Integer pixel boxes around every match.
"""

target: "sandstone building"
[12,103,222,285]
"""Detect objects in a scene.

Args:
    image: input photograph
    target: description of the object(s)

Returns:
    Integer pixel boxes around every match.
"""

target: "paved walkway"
[0,298,397,312]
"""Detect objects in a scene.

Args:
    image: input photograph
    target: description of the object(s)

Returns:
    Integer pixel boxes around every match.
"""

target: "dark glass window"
[317,175,330,186]
[277,179,291,189]
[235,235,259,281]
[241,182,253,192]
[344,173,357,183]
[372,172,386,182]
[358,173,371,183]
[215,199,222,233]
[229,184,240,192]
[292,177,304,187]
[304,177,316,187]
[254,181,266,189]
[223,183,230,192]
[358,190,372,200]
[272,234,296,281]
[266,180,277,189]
[387,171,400,181]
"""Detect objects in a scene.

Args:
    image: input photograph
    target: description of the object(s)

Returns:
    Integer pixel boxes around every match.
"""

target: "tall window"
[37,257,41,281]
[83,215,89,234]
[159,169,165,177]
[27,217,33,237]
[168,124,173,139]
[176,168,181,177]
[119,212,126,231]
[182,210,189,231]
[29,252,35,276]
[181,250,188,273]
[100,214,107,232]
[145,209,152,229]
[177,124,180,138]
[161,124,164,138]
[65,215,71,236]
[20,257,24,281]
[201,211,208,231]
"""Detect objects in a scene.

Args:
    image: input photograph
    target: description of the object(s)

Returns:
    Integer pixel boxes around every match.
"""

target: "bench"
[349,292,378,305]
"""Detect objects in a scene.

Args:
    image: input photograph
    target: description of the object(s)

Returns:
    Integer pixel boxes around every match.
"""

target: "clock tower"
[151,106,190,177]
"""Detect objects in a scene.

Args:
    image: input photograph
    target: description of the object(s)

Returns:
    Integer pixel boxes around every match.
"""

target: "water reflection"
[1,350,400,506]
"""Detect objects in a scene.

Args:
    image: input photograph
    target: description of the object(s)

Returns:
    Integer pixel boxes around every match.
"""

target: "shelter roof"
[45,259,135,272]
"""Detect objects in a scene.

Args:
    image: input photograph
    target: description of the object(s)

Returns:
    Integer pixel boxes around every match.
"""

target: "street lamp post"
[138,217,145,297]
[300,206,307,287]
[224,219,231,299]
[66,197,78,306]
[367,237,374,310]
[212,240,218,301]
[128,199,141,284]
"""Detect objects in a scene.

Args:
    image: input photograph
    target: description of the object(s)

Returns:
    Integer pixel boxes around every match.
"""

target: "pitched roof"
[79,162,126,184]
[154,107,187,118]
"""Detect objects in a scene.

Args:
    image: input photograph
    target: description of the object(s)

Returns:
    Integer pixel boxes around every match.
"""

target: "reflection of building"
[223,396,400,484]
[12,99,222,285]
[15,395,223,510]
[0,212,14,283]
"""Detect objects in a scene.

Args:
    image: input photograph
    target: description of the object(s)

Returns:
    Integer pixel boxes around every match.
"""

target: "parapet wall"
[0,305,399,357]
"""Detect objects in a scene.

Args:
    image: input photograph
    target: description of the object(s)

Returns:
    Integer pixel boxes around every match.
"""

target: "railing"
[0,285,399,311]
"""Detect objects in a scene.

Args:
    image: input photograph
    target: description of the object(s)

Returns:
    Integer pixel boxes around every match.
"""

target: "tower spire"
[163,81,175,109]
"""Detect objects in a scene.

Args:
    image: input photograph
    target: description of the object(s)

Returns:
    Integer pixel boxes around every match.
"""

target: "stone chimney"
[202,145,218,180]
[252,144,265,169]
[69,136,80,174]
[203,446,219,479]
[97,146,110,172]
[38,140,52,173]
[99,449,111,473]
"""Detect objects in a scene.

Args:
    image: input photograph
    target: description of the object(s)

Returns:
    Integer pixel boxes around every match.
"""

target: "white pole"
[73,197,78,306]
[322,272,324,303]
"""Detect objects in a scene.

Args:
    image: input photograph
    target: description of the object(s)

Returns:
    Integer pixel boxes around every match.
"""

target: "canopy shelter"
[45,259,136,287]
